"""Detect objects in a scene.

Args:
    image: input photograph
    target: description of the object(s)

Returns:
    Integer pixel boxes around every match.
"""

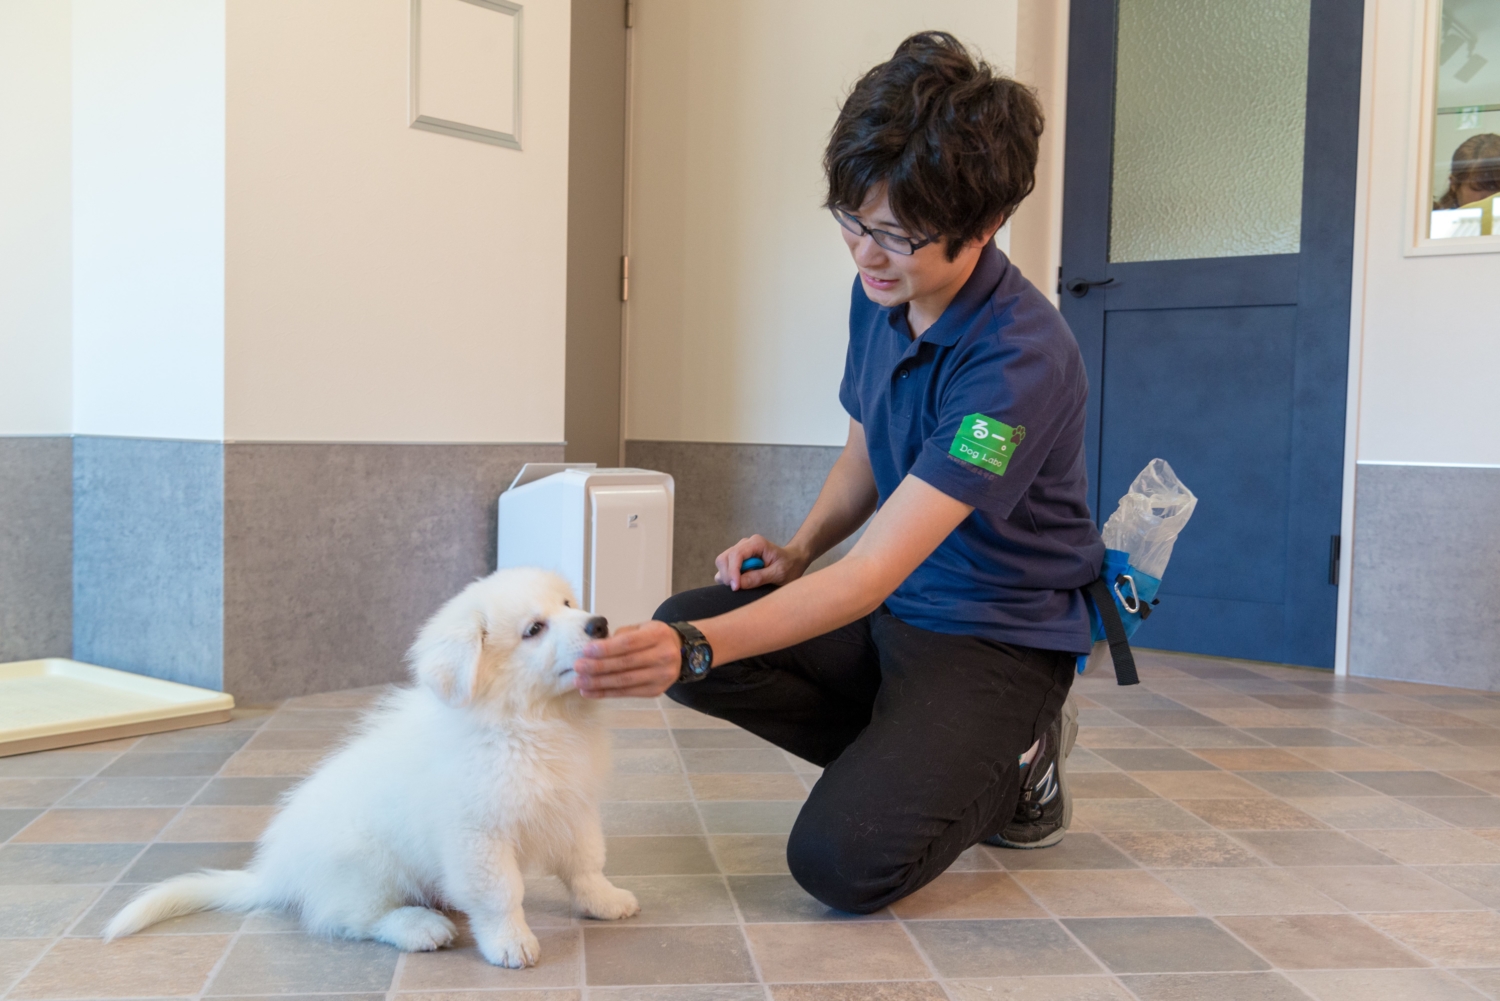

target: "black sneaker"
[986,691,1078,849]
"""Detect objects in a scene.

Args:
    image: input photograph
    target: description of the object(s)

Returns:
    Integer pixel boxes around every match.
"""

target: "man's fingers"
[577,665,673,693]
[577,650,675,675]
[585,627,659,659]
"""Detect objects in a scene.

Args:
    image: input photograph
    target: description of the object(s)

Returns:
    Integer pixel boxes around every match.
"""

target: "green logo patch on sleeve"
[950,413,1024,476]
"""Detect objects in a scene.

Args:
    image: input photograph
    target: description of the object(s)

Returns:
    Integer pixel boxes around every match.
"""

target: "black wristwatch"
[669,622,713,683]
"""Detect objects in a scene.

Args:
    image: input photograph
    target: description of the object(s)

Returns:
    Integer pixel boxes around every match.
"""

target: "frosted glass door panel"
[1110,0,1311,263]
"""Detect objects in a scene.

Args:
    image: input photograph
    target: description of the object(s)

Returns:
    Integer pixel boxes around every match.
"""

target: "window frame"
[1407,0,1500,256]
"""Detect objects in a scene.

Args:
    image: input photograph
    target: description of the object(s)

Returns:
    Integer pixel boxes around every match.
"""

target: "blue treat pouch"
[1077,460,1196,683]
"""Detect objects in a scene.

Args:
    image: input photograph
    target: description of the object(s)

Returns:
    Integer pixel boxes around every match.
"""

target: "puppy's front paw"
[578,885,640,921]
[480,928,542,968]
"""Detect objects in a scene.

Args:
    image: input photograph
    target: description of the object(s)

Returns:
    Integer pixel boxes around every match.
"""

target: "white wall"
[0,0,72,436]
[71,0,226,441]
[625,0,1019,448]
[1349,0,1500,466]
[224,0,572,444]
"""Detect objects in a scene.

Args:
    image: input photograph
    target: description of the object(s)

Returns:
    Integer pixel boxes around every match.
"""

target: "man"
[574,31,1104,914]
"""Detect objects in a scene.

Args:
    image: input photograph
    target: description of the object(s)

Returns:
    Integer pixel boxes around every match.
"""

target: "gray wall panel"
[625,439,854,593]
[222,442,562,702]
[0,437,73,661]
[1350,463,1500,691]
[73,437,224,689]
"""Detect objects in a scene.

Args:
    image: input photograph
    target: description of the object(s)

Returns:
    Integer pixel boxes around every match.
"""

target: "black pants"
[655,585,1076,914]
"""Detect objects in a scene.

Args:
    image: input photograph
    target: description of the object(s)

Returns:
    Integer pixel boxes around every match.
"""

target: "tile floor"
[3,650,1500,1000]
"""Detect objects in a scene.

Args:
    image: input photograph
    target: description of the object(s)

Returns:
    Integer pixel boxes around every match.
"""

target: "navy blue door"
[1059,0,1364,667]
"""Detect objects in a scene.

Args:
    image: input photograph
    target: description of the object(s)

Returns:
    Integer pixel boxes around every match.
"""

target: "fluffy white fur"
[103,567,639,967]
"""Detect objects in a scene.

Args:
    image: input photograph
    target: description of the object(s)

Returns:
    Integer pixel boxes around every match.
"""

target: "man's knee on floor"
[785,819,894,915]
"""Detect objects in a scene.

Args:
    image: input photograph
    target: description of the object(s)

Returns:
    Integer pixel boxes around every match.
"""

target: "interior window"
[1429,0,1500,239]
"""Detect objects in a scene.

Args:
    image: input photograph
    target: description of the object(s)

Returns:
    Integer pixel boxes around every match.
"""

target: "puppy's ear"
[409,605,486,707]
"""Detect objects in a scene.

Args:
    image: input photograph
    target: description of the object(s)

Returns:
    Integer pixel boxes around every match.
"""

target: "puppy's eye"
[563,600,572,608]
[523,620,547,639]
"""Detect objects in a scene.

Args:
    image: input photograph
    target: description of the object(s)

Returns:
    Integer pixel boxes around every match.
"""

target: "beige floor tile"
[689,773,808,801]
[1013,869,1195,917]
[398,928,580,989]
[158,805,277,842]
[0,939,49,993]
[1175,798,1325,830]
[206,930,398,993]
[710,834,790,874]
[661,708,738,729]
[1197,709,1303,728]
[603,835,718,875]
[602,801,703,836]
[945,844,1002,871]
[584,924,756,985]
[1288,969,1488,1001]
[889,871,1044,919]
[1392,746,1500,771]
[745,922,928,982]
[1070,773,1158,799]
[1157,867,1340,914]
[1289,747,1420,770]
[1366,911,1500,967]
[1283,796,1449,830]
[1072,798,1209,831]
[728,873,890,923]
[10,933,231,998]
[1337,726,1453,747]
[1106,830,1265,869]
[1350,828,1500,864]
[771,984,947,1001]
[260,708,360,730]
[219,749,326,777]
[0,778,80,808]
[1290,865,1485,912]
[1233,830,1396,867]
[1474,828,1500,846]
[278,685,389,710]
[945,977,1133,1000]
[11,807,176,843]
[1191,749,1318,771]
[611,749,683,775]
[1077,728,1172,749]
[609,874,738,924]
[1447,770,1500,794]
[602,772,692,801]
[1130,770,1272,799]
[243,728,347,751]
[597,708,667,729]
[1458,968,1500,996]
[1220,914,1425,969]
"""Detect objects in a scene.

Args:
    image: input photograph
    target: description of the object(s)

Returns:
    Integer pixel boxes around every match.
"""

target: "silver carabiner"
[1114,574,1141,614]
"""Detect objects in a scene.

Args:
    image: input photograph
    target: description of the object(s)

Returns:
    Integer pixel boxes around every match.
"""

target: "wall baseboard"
[6,435,563,701]
[625,439,851,593]
[0,437,73,661]
[1349,462,1500,691]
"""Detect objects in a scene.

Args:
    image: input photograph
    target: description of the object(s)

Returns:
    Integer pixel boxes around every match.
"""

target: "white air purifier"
[496,464,675,629]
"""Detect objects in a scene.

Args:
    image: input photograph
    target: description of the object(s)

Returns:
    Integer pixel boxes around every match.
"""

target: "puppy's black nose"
[585,616,609,639]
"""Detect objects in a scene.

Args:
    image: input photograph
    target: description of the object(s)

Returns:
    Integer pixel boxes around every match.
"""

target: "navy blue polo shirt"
[838,242,1104,653]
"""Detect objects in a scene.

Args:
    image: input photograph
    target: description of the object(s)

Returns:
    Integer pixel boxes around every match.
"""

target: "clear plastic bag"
[1100,458,1198,580]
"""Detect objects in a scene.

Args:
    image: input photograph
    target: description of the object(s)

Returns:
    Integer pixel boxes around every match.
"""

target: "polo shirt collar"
[884,241,1007,348]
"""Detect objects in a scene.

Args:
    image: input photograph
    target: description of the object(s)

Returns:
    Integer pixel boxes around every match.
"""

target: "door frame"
[1058,0,1367,668]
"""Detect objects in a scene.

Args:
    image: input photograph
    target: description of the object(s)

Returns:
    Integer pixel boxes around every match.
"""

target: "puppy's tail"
[103,869,263,941]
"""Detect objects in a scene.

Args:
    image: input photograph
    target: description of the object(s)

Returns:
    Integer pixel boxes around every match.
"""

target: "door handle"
[1065,276,1116,298]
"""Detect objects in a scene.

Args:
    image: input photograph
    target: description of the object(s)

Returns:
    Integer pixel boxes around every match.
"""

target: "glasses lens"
[870,231,916,256]
[832,207,863,236]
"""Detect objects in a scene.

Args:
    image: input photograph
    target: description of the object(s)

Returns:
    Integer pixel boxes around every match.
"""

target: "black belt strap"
[1084,576,1140,686]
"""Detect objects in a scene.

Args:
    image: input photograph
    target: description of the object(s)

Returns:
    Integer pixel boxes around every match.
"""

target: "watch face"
[687,644,712,677]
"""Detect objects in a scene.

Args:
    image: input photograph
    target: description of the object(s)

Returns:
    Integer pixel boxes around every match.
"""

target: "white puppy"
[104,567,640,967]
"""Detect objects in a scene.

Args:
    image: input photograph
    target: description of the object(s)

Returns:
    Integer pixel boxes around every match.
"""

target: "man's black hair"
[824,31,1044,260]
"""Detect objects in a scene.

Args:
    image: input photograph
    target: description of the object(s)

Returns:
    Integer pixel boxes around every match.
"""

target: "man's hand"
[573,620,682,699]
[714,535,811,591]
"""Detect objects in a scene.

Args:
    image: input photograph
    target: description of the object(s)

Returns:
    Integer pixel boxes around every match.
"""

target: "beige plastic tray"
[0,659,235,757]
